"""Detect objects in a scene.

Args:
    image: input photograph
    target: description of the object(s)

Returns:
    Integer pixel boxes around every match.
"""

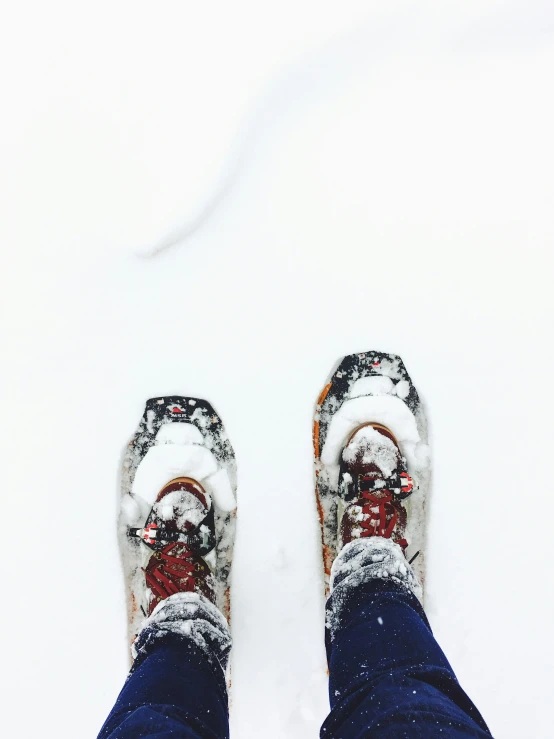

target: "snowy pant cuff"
[132,592,232,674]
[330,537,422,603]
[326,538,422,640]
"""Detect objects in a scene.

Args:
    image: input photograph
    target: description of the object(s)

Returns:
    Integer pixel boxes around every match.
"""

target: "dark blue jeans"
[98,582,492,738]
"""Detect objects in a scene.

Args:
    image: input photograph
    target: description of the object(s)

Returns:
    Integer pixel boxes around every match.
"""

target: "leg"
[321,539,492,739]
[313,353,492,737]
[98,593,231,739]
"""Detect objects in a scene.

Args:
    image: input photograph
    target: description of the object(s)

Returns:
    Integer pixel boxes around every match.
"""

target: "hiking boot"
[131,477,216,615]
[338,423,411,551]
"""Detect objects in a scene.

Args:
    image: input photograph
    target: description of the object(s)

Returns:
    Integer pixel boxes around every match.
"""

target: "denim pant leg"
[98,593,230,739]
[321,579,493,739]
[98,638,229,739]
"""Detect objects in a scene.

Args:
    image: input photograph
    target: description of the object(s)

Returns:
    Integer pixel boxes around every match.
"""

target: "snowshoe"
[119,397,237,651]
[313,352,430,597]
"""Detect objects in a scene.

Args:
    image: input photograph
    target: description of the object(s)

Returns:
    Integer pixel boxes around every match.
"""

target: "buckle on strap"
[358,467,414,500]
[128,522,182,548]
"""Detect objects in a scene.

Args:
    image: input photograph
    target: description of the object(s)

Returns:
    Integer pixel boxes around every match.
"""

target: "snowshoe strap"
[128,504,215,555]
[358,468,414,499]
[129,523,183,546]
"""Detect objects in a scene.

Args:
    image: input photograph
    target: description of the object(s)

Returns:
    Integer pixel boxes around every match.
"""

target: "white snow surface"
[2,3,554,738]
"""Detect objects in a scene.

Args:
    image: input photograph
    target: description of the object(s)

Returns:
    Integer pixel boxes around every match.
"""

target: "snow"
[153,490,207,527]
[342,425,400,477]
[130,420,236,512]
[321,394,425,469]
[155,421,204,446]
[132,445,218,502]
[205,467,238,513]
[348,375,394,398]
[2,2,554,738]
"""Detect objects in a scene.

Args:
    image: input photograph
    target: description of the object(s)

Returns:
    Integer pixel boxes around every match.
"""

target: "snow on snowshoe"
[119,397,237,650]
[313,352,430,597]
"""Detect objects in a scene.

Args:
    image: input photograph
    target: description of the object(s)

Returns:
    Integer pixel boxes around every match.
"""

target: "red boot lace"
[143,542,200,600]
[359,489,408,550]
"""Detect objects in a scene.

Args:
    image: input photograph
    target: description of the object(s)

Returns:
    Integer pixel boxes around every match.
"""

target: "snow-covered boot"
[130,477,217,615]
[313,352,430,597]
[338,423,410,551]
[119,397,237,654]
